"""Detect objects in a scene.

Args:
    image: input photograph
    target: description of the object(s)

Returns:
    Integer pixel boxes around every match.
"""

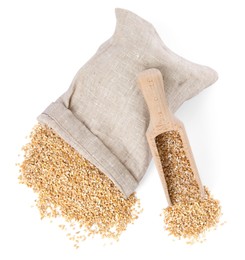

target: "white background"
[0,0,244,259]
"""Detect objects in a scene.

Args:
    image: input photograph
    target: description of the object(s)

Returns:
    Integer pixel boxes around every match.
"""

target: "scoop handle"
[137,68,173,129]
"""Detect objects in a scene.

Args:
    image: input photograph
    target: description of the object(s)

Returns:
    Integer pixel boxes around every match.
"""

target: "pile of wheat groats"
[18,124,142,247]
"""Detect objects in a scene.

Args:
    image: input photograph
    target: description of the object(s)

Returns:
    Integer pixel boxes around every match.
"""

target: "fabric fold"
[38,102,138,197]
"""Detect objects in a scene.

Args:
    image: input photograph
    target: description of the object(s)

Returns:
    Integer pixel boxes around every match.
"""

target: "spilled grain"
[19,124,142,246]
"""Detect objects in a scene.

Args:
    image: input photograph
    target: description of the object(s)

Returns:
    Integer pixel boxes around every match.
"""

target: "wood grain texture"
[137,68,205,205]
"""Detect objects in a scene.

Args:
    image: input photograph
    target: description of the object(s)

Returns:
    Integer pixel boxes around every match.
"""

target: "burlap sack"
[38,8,218,197]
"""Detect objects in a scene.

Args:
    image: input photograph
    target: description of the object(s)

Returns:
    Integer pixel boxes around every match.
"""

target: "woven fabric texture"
[38,8,218,197]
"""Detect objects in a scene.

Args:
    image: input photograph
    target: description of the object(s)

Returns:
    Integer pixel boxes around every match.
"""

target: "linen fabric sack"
[38,8,218,197]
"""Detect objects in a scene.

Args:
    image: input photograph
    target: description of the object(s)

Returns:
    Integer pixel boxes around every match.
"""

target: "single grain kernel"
[155,130,221,242]
[18,124,142,245]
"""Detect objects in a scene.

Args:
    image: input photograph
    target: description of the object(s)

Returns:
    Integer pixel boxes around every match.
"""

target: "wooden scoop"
[137,68,205,205]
